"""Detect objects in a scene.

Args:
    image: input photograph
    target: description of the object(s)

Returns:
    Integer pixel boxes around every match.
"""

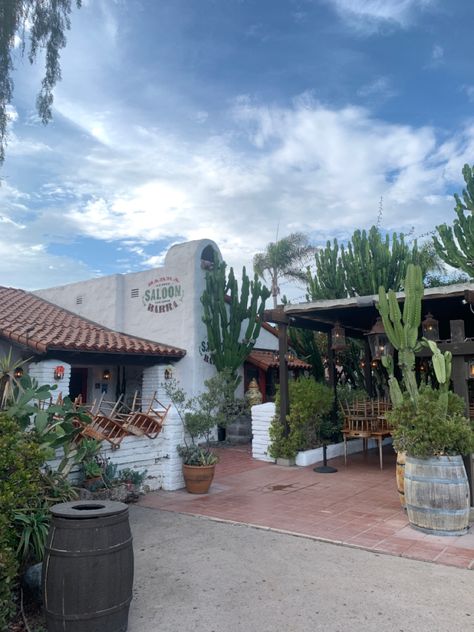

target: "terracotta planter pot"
[182,464,216,494]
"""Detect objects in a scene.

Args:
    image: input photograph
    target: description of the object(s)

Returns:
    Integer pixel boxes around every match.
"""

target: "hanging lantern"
[14,367,24,379]
[54,366,65,380]
[422,312,439,341]
[102,369,111,381]
[367,317,392,360]
[468,359,474,380]
[331,322,347,351]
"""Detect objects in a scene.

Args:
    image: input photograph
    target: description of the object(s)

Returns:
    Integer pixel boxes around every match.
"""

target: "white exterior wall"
[28,359,71,398]
[35,239,221,400]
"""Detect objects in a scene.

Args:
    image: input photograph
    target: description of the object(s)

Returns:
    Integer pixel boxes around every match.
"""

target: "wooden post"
[279,322,290,437]
[450,320,473,508]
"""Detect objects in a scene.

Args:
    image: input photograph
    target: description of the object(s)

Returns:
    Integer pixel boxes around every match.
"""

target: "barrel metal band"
[406,504,468,515]
[46,596,132,621]
[405,474,468,485]
[45,536,133,558]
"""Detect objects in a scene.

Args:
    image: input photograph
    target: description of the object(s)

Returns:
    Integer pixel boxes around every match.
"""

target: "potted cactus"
[378,264,474,535]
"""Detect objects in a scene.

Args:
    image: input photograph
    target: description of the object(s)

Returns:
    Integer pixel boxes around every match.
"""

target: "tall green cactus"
[433,163,474,277]
[201,260,270,381]
[378,264,452,415]
[378,263,424,405]
[307,226,434,300]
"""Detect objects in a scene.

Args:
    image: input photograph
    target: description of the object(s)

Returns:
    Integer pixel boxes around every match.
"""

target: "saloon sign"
[143,276,183,314]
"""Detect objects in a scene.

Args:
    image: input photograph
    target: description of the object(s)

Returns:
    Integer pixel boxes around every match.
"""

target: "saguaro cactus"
[201,260,270,381]
[433,163,474,277]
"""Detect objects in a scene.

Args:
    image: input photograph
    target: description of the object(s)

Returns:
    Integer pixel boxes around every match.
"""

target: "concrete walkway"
[129,506,474,632]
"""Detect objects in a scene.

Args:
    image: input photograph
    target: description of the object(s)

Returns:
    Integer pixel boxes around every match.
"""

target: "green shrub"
[0,414,46,629]
[389,388,474,458]
[0,514,17,632]
[269,378,334,459]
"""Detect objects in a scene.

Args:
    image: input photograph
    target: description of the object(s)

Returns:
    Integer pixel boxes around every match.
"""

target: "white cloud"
[50,96,468,280]
[326,0,436,32]
[357,76,397,100]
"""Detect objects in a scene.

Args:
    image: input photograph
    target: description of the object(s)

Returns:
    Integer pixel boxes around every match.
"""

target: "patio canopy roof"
[0,286,186,363]
[266,282,474,340]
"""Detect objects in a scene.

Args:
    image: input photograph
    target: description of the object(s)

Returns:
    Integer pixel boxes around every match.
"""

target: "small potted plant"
[165,370,244,493]
[80,439,103,491]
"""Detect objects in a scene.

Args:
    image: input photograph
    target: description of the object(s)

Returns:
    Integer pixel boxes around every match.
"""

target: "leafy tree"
[433,163,474,278]
[253,232,315,308]
[307,225,436,300]
[0,0,81,165]
[201,258,270,385]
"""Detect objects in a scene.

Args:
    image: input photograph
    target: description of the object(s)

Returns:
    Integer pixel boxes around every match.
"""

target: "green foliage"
[253,232,315,307]
[288,327,325,382]
[0,513,17,632]
[5,374,92,476]
[269,378,334,458]
[119,467,148,486]
[201,257,270,379]
[389,389,474,458]
[0,414,45,627]
[0,0,82,165]
[433,163,474,277]
[307,226,435,300]
[164,371,245,465]
[13,504,50,562]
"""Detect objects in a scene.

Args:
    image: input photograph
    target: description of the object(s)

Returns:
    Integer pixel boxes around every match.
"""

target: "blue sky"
[2,0,474,293]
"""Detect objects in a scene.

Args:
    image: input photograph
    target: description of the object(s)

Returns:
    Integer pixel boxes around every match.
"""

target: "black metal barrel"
[42,501,134,632]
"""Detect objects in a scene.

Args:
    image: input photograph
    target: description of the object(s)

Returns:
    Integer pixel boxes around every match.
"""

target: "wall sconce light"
[422,312,439,341]
[370,359,378,369]
[164,367,173,380]
[468,359,474,380]
[273,352,279,364]
[331,321,347,351]
[54,365,65,380]
[102,369,111,381]
[367,317,392,360]
[284,352,295,363]
[14,367,24,379]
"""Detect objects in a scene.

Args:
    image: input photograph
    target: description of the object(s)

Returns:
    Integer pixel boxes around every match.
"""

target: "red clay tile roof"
[0,286,186,358]
[247,349,311,371]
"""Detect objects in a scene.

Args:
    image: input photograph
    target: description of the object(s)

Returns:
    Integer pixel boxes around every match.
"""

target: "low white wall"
[47,403,186,491]
[295,437,393,466]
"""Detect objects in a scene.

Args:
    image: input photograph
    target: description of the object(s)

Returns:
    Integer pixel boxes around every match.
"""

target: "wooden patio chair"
[367,398,393,470]
[117,391,170,439]
[74,395,128,449]
[340,399,373,465]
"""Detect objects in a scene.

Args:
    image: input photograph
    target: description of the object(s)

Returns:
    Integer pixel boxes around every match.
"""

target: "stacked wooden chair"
[72,391,170,449]
[340,398,392,469]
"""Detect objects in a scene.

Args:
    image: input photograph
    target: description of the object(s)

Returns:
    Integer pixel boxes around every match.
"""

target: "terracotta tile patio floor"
[138,444,474,570]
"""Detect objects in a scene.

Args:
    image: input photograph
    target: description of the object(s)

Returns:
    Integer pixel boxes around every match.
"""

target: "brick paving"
[139,444,474,570]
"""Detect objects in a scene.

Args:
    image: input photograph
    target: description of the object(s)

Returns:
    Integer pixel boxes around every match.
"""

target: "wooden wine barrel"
[42,501,134,632]
[404,455,470,536]
[395,451,406,508]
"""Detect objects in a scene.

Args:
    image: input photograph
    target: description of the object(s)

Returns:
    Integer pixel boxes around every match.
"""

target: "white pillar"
[142,364,185,490]
[28,359,71,399]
